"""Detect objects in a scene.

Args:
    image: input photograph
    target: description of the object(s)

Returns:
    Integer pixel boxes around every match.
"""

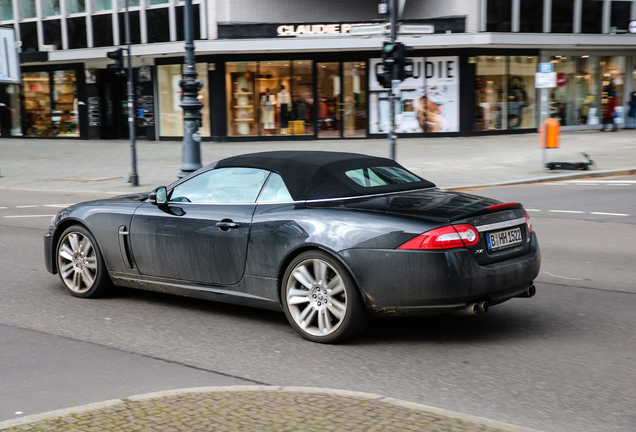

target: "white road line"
[590,212,629,216]
[4,215,56,218]
[0,207,7,210]
[604,183,631,186]
[15,205,38,208]
[526,209,541,212]
[567,180,636,184]
[549,210,585,214]
[572,183,599,186]
[42,204,74,208]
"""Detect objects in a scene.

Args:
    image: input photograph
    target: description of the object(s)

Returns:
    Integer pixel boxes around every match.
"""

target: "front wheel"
[56,225,110,298]
[281,250,370,343]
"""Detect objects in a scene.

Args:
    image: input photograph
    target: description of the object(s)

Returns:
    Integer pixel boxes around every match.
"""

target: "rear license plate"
[486,227,522,252]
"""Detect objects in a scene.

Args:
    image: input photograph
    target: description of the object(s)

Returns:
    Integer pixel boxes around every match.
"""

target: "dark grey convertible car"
[45,151,540,343]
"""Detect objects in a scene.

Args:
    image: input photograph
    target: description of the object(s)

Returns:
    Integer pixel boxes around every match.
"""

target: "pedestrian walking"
[601,91,618,132]
[626,91,636,129]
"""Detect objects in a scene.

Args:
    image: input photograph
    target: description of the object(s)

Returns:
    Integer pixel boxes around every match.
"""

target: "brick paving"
[2,390,514,432]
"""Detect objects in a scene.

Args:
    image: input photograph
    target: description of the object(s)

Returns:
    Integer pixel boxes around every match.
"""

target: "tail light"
[487,202,519,211]
[525,211,532,233]
[397,224,479,250]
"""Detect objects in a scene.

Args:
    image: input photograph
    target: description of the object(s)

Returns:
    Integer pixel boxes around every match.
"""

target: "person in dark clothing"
[601,91,618,132]
[626,91,636,130]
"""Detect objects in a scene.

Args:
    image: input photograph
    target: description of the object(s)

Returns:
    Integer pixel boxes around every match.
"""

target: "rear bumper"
[339,232,541,316]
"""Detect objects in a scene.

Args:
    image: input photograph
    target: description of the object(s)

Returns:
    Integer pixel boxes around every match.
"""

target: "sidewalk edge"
[0,386,544,432]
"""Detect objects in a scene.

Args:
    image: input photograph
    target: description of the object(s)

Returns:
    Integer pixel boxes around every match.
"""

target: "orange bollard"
[540,118,560,148]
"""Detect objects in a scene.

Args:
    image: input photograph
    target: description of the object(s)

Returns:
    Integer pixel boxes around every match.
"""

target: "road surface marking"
[526,209,541,212]
[4,214,56,218]
[0,207,7,210]
[590,212,629,216]
[549,210,585,214]
[566,180,636,184]
[42,204,74,208]
[15,205,38,208]
[604,183,631,186]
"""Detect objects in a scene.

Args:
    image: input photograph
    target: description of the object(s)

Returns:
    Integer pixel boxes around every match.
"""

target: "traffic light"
[107,48,126,76]
[376,42,399,88]
[397,44,415,81]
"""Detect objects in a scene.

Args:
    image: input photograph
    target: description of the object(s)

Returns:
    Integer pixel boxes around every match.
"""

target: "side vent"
[118,226,134,269]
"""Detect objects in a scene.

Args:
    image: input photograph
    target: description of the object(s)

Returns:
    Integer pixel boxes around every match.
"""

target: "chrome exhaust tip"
[516,284,537,298]
[478,301,489,314]
[451,303,479,316]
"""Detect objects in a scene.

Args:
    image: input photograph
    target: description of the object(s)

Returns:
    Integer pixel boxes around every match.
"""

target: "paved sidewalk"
[0,387,540,432]
[1,130,635,195]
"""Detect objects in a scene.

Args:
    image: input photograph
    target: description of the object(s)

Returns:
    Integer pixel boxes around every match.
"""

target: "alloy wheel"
[58,231,98,294]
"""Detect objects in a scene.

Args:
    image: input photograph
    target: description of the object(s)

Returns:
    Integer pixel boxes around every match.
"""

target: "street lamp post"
[178,0,203,178]
[125,0,139,186]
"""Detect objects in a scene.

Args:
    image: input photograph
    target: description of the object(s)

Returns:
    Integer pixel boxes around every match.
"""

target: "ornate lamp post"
[178,0,203,178]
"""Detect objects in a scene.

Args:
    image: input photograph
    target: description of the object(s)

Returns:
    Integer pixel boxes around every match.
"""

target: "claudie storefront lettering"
[277,24,363,36]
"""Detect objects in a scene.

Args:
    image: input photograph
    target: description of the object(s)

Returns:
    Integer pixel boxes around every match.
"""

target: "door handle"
[216,220,239,231]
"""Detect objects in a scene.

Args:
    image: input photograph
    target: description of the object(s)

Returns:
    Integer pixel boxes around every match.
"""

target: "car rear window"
[345,166,421,188]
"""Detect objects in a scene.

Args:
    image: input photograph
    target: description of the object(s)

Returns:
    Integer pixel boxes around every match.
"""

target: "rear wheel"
[56,225,110,298]
[282,250,370,343]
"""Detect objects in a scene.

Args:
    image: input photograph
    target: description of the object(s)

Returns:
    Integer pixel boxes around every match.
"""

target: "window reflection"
[23,72,52,137]
[52,70,79,136]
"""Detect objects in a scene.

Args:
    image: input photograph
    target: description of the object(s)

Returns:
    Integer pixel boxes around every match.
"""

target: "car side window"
[170,168,269,204]
[257,173,293,203]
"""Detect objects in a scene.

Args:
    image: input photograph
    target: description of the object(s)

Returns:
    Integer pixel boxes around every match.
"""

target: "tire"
[56,225,111,298]
[281,250,370,343]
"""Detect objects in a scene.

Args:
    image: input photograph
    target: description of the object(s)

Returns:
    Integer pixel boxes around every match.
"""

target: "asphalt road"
[1,180,635,432]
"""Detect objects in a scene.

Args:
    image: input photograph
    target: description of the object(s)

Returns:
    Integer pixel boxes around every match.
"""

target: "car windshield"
[345,166,421,188]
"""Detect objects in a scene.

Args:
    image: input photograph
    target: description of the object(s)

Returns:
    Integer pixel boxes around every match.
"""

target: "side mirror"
[149,186,168,205]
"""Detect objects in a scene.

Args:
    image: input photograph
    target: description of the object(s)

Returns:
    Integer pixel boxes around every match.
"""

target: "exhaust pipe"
[451,303,479,316]
[516,284,536,298]
[478,301,489,314]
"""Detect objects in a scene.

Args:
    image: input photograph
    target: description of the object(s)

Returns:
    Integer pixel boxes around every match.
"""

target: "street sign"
[0,26,21,84]
[349,24,385,36]
[629,20,636,34]
[391,79,401,96]
[535,72,557,88]
[399,24,434,35]
[539,63,553,74]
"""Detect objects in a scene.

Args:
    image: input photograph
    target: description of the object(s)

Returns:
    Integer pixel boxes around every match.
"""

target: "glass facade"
[45,0,60,16]
[95,0,111,11]
[158,63,210,137]
[487,0,512,32]
[226,60,313,137]
[1,0,14,20]
[475,55,537,130]
[22,0,36,18]
[70,0,85,14]
[519,0,543,33]
[23,72,52,136]
[7,84,23,136]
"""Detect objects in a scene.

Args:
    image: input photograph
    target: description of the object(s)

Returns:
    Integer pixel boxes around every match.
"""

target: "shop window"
[475,56,506,130]
[601,57,625,124]
[45,0,60,16]
[158,63,210,137]
[508,56,537,128]
[21,0,36,18]
[67,17,87,49]
[92,14,113,47]
[581,0,603,34]
[610,1,632,33]
[118,11,141,44]
[19,22,38,52]
[317,62,340,138]
[292,60,313,136]
[574,56,599,126]
[146,8,170,43]
[23,72,52,137]
[551,0,574,33]
[519,0,543,33]
[549,56,576,125]
[1,0,14,20]
[52,70,79,136]
[150,0,168,4]
[342,62,366,138]
[43,20,62,50]
[486,0,512,32]
[70,0,85,13]
[95,0,110,11]
[257,61,292,136]
[226,62,258,137]
[175,5,200,41]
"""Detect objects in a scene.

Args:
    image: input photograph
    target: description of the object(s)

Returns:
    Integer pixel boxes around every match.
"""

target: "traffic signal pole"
[125,0,139,186]
[389,0,398,161]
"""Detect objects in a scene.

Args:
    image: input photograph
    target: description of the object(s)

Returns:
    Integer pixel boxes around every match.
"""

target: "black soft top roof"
[215,151,435,200]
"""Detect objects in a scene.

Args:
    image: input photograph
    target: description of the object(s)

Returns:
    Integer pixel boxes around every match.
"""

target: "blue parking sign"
[539,63,553,73]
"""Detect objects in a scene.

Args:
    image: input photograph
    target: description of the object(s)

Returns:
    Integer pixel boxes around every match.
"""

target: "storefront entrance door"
[317,61,367,138]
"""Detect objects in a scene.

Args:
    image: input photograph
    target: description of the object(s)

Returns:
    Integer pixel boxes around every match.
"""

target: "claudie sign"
[277,23,368,36]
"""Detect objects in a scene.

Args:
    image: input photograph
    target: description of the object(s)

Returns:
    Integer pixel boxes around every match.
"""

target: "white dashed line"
[4,215,56,218]
[590,212,629,216]
[604,183,631,186]
[548,210,585,214]
[15,205,38,208]
[525,209,541,212]
[0,207,7,210]
[42,204,74,208]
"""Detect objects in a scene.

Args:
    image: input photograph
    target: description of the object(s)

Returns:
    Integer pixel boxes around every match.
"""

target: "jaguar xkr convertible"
[45,151,541,343]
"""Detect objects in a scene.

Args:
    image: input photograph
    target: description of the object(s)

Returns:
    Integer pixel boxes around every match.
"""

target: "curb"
[0,386,543,432]
[447,168,636,190]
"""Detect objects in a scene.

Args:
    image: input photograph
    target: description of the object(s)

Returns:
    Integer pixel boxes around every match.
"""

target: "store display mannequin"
[277,85,291,134]
[261,88,277,131]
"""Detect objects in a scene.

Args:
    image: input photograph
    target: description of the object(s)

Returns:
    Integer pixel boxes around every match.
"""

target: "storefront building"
[1,0,635,141]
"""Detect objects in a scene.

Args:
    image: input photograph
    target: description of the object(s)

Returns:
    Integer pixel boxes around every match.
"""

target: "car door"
[129,167,270,285]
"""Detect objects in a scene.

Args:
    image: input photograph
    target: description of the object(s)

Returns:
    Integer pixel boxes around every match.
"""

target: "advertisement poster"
[369,56,459,133]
